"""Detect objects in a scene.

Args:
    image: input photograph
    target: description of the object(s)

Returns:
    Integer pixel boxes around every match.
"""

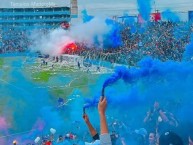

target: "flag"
[151,12,161,22]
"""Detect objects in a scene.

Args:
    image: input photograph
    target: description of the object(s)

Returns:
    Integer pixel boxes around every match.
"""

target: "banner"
[151,12,161,22]
[189,11,193,21]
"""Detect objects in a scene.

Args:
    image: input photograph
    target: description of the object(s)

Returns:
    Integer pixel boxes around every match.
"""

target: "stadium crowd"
[12,97,193,145]
[0,28,49,53]
[0,29,30,53]
[1,21,193,66]
[77,22,193,66]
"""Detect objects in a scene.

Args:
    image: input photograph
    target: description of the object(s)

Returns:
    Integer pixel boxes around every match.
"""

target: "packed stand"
[0,22,193,66]
[0,28,49,53]
[75,21,193,66]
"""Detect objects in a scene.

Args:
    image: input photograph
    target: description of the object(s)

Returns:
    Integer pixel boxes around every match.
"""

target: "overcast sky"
[1,0,193,16]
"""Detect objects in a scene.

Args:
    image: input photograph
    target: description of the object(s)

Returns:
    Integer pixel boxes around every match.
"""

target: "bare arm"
[154,101,169,122]
[83,114,98,137]
[98,97,108,134]
[121,137,127,145]
[144,111,152,123]
[98,97,112,145]
[158,109,169,122]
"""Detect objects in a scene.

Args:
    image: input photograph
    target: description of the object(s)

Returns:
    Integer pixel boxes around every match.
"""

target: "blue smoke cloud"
[103,57,193,90]
[103,57,162,90]
[118,13,137,34]
[81,9,94,23]
[183,34,193,61]
[104,19,122,48]
[122,13,136,26]
[137,0,152,21]
[162,9,180,22]
[0,58,71,143]
[100,57,193,128]
[1,55,193,144]
[81,10,122,49]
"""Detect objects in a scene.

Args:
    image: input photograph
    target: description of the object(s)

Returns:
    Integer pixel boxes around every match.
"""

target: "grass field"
[0,55,105,132]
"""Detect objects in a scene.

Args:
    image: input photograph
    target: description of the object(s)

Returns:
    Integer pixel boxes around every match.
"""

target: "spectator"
[134,128,148,145]
[78,61,81,69]
[110,131,119,145]
[144,101,169,134]
[159,131,183,145]
[148,132,156,145]
[13,140,17,145]
[144,101,178,137]
[57,135,64,143]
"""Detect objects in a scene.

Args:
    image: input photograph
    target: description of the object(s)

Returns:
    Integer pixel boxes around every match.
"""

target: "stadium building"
[0,6,71,51]
[0,7,71,30]
[0,0,78,52]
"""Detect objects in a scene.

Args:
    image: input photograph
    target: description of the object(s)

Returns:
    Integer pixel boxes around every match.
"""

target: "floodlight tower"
[71,0,78,18]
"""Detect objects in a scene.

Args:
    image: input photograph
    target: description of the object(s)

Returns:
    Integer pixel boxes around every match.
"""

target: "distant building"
[0,7,71,30]
[0,7,71,51]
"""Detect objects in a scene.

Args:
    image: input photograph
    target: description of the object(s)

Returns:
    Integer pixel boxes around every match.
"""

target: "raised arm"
[83,113,99,140]
[98,97,112,145]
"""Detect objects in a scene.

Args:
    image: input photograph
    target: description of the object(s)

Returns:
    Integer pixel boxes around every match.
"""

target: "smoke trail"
[100,56,193,113]
[102,57,155,90]
[102,57,193,91]
[123,15,136,26]
[83,95,99,109]
[137,0,152,21]
[162,9,180,22]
